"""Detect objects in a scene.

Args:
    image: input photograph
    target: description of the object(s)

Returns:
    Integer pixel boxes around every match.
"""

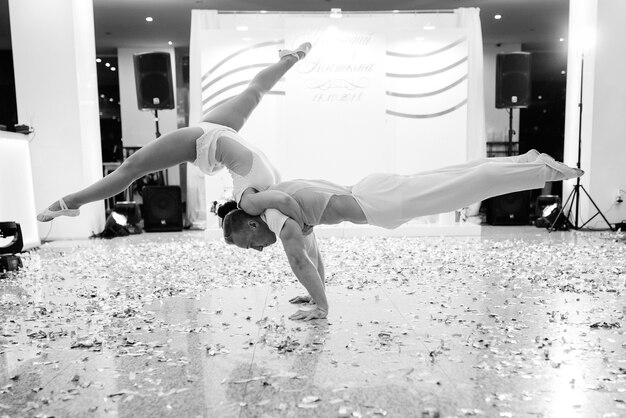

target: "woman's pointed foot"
[538,153,584,181]
[279,42,312,61]
[37,198,80,222]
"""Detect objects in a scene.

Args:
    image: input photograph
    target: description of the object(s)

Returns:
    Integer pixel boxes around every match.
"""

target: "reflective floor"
[1,226,625,417]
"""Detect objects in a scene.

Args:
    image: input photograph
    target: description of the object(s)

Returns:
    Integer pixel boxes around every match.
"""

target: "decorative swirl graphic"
[386,37,467,58]
[201,40,283,82]
[386,75,467,98]
[386,99,467,119]
[387,57,468,78]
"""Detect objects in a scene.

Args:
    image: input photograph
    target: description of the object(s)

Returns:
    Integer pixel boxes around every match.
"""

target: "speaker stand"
[153,109,168,185]
[549,55,613,232]
[507,108,514,156]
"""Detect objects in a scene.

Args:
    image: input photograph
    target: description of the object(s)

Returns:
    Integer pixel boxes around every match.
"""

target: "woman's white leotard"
[192,122,280,204]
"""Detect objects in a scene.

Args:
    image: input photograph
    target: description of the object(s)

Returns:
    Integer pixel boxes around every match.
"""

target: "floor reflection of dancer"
[37,43,313,231]
[220,150,584,320]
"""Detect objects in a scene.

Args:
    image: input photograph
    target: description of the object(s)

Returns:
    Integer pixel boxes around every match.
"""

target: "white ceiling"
[0,0,569,53]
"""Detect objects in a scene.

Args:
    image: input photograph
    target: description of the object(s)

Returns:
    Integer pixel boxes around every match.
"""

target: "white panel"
[0,133,40,250]
[9,0,104,240]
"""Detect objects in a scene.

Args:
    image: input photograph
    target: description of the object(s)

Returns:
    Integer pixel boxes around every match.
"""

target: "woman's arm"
[239,190,305,230]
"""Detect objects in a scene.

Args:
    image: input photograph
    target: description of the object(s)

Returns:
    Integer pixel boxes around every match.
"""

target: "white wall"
[483,43,523,150]
[118,47,180,186]
[565,0,626,227]
[10,0,104,240]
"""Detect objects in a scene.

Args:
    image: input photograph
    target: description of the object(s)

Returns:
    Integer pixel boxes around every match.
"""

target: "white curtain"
[456,7,487,216]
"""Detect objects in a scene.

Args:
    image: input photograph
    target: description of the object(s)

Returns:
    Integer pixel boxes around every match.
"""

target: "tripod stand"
[550,55,613,231]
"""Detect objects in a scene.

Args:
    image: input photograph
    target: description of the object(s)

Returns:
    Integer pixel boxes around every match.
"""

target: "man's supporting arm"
[279,219,329,318]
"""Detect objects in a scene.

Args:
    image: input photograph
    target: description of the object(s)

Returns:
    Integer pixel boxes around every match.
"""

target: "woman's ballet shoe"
[538,153,584,181]
[37,198,80,222]
[279,42,312,61]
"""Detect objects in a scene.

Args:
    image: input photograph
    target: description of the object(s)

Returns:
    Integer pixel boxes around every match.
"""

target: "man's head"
[222,209,277,251]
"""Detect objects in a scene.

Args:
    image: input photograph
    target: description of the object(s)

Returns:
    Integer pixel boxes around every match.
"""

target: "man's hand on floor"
[289,307,328,321]
[288,295,314,304]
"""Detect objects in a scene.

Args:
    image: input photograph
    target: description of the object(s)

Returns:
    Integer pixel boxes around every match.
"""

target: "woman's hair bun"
[217,200,238,219]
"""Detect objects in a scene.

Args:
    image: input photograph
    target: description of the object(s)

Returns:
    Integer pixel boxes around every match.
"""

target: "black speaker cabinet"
[142,186,183,232]
[133,52,175,110]
[486,191,531,225]
[495,52,531,109]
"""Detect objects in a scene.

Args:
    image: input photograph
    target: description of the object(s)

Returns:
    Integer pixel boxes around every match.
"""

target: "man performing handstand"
[220,151,583,321]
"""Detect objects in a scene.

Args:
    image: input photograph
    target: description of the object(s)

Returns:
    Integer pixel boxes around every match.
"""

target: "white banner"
[189,10,485,223]
[282,17,386,184]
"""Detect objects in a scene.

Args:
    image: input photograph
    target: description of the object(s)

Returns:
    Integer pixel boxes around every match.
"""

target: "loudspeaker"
[133,52,175,110]
[495,52,531,109]
[486,191,531,225]
[142,186,183,232]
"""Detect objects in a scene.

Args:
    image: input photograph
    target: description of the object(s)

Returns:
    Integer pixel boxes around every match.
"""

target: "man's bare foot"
[538,153,584,181]
[517,149,540,163]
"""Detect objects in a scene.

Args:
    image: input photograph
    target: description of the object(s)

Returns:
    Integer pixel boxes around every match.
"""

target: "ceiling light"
[96,58,101,63]
[111,67,116,71]
[330,8,342,19]
[168,41,173,45]
[145,17,153,22]
[236,25,248,31]
[109,98,114,102]
[561,70,566,75]
[392,10,399,13]
[105,62,110,67]
[100,94,105,98]
[494,14,502,20]
[260,10,267,14]
[559,37,565,42]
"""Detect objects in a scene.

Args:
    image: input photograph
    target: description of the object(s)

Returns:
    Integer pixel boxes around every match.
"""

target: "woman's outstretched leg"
[202,42,311,131]
[37,127,201,221]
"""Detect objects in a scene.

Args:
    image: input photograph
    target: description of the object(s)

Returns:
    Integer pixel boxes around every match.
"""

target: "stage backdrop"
[188,9,486,227]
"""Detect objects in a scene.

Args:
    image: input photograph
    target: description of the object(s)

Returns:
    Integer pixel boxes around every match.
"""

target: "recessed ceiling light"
[561,70,566,75]
[96,58,101,63]
[260,10,267,14]
[105,62,110,67]
[145,17,153,22]
[494,14,502,20]
[236,25,248,31]
[168,41,173,45]
[110,67,116,71]
[559,37,565,42]
[100,94,105,98]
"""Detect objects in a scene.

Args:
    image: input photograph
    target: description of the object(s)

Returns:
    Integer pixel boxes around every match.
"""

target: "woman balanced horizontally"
[37,43,313,231]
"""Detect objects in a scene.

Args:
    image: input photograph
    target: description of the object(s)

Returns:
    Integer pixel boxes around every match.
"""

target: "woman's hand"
[289,307,328,321]
[288,295,314,304]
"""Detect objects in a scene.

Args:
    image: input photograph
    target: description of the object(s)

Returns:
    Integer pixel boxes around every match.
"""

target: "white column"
[9,0,104,239]
[564,0,626,227]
